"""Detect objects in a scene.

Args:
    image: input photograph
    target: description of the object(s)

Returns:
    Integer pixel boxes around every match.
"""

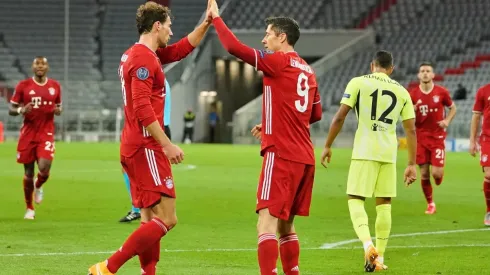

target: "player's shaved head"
[136,1,172,35]
[265,16,300,46]
[373,50,393,69]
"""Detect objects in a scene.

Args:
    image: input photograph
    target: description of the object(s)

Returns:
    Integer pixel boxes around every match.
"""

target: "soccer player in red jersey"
[208,2,322,274]
[469,83,490,226]
[409,62,457,215]
[8,56,62,220]
[88,2,211,275]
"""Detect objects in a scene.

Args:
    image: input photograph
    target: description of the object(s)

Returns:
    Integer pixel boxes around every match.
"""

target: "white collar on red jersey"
[32,77,48,86]
[419,83,434,94]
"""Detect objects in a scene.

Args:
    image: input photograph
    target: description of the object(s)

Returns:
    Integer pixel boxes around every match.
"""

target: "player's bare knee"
[164,215,178,229]
[420,166,430,179]
[37,160,51,174]
[431,168,443,181]
[257,209,278,235]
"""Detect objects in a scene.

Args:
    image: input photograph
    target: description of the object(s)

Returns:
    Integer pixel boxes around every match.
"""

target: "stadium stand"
[100,0,206,109]
[223,0,379,30]
[0,0,103,109]
[319,0,490,111]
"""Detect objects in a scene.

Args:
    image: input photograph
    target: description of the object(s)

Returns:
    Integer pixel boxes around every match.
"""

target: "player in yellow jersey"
[320,51,417,272]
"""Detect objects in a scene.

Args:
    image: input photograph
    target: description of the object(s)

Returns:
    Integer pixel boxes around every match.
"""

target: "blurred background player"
[88,2,211,275]
[469,82,490,226]
[321,51,417,272]
[410,62,457,215]
[119,79,170,223]
[182,108,196,143]
[8,56,62,220]
[208,1,322,274]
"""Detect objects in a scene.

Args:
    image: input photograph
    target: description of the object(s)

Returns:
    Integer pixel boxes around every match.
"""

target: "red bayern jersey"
[119,38,194,157]
[10,77,62,141]
[258,51,320,165]
[473,83,490,139]
[410,84,453,137]
[212,17,322,165]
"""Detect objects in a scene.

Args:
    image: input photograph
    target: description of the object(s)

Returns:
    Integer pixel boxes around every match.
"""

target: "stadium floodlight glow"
[200,91,209,96]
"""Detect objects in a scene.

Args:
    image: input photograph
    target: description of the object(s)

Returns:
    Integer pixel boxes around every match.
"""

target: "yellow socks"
[348,199,372,248]
[375,204,392,261]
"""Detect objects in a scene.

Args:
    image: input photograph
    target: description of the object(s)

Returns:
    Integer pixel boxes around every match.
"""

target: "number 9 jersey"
[257,50,321,165]
[341,72,415,163]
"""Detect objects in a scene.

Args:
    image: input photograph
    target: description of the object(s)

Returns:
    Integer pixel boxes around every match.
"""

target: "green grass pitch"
[0,142,489,274]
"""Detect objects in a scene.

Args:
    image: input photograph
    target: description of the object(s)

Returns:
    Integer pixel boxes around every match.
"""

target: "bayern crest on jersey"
[164,177,174,189]
[433,95,440,103]
[48,87,56,95]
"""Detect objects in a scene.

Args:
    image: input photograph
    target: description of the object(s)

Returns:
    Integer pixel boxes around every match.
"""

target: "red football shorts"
[480,139,490,167]
[16,138,55,164]
[121,147,175,209]
[416,137,445,167]
[256,151,315,221]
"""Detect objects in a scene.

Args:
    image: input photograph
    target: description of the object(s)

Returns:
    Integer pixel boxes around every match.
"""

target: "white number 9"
[295,72,309,113]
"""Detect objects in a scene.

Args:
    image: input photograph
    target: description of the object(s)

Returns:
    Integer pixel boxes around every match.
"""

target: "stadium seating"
[316,0,490,138]
[0,0,103,109]
[319,0,490,106]
[100,0,206,109]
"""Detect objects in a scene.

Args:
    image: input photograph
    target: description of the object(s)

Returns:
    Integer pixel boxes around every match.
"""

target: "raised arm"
[211,17,285,76]
[156,20,211,65]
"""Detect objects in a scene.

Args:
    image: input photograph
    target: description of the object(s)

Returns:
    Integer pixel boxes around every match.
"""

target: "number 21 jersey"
[258,51,320,165]
[341,72,415,163]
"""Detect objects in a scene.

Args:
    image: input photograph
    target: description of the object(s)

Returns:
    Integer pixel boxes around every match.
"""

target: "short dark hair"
[265,16,300,46]
[419,61,434,69]
[373,50,393,69]
[136,2,172,35]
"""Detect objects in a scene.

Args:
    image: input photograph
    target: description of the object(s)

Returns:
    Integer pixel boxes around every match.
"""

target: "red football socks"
[35,172,49,189]
[258,233,278,275]
[23,176,34,210]
[279,234,300,275]
[107,218,168,273]
[421,179,433,204]
[138,222,161,275]
[484,181,490,212]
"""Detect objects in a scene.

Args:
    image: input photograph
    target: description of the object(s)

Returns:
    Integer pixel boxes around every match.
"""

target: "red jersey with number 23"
[410,84,453,138]
[10,77,62,144]
[119,39,194,157]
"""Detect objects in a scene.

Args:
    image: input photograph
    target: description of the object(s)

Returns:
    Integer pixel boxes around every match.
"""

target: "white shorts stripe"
[145,149,162,186]
[261,152,275,200]
[149,149,162,186]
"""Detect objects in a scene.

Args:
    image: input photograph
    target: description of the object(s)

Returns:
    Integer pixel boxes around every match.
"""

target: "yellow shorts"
[346,160,397,198]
